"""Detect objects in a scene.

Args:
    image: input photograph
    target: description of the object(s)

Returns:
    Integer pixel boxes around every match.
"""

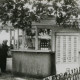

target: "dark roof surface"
[32,19,56,26]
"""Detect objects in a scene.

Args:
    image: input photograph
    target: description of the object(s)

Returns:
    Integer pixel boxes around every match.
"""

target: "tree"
[0,0,31,28]
[53,0,79,27]
[0,0,79,30]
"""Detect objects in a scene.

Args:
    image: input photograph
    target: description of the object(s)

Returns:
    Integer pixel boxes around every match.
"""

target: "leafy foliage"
[0,0,32,30]
[0,0,79,30]
[53,0,79,27]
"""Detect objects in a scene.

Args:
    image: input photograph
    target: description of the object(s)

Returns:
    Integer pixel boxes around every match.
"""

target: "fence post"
[71,70,74,80]
[65,72,68,80]
[64,72,67,80]
[79,67,80,73]
[52,75,55,80]
[74,69,76,80]
[43,67,80,80]
[76,68,79,80]
[45,77,49,80]
[57,74,60,80]
[55,75,58,80]
[78,67,80,80]
[69,72,71,80]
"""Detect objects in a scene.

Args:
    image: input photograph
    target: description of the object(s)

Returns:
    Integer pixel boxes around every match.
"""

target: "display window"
[38,28,52,50]
[11,27,52,50]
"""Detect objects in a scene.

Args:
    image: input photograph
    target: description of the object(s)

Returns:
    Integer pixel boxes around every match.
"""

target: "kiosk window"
[38,28,52,50]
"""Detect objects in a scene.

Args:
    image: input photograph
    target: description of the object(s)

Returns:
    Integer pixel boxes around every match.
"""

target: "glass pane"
[14,29,18,49]
[38,28,52,50]
[18,28,36,50]
[11,30,15,46]
[18,29,23,49]
[25,37,35,49]
[19,35,23,49]
[25,28,36,49]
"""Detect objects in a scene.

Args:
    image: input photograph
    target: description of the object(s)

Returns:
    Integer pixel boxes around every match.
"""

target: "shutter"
[56,33,78,63]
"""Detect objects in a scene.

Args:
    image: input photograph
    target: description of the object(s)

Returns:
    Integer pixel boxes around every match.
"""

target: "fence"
[43,67,80,80]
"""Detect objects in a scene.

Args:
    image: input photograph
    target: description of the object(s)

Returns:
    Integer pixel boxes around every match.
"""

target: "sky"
[0,30,10,45]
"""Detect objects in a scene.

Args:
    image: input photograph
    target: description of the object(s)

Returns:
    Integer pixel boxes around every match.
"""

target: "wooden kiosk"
[11,18,80,78]
[12,18,56,78]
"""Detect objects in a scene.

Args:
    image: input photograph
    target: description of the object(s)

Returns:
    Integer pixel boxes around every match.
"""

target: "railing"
[43,67,80,80]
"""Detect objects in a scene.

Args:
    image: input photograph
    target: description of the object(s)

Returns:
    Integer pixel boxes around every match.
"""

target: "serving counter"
[12,50,56,78]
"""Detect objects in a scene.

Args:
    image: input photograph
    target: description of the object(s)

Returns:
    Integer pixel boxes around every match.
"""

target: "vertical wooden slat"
[22,29,25,49]
[35,26,38,50]
[17,28,19,49]
[10,28,12,46]
[14,29,15,49]
[51,30,56,52]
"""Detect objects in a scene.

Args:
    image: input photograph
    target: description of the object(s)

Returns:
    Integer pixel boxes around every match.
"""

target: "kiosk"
[11,18,80,78]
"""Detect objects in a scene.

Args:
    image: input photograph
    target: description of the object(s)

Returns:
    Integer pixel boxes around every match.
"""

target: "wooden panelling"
[12,51,56,78]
